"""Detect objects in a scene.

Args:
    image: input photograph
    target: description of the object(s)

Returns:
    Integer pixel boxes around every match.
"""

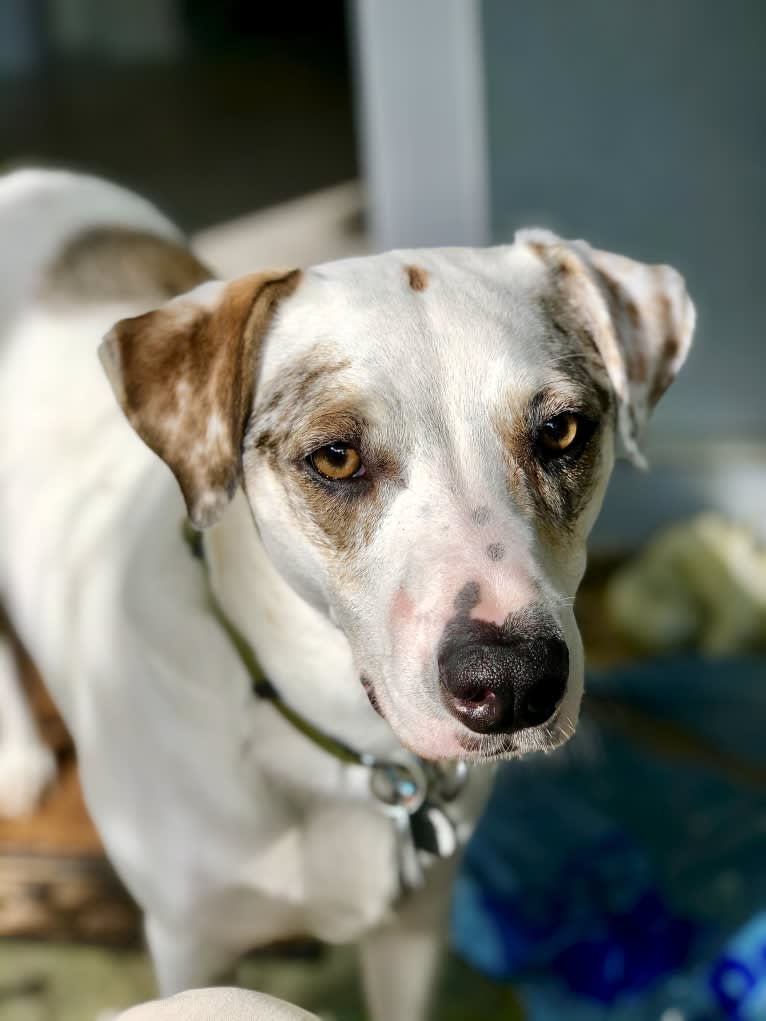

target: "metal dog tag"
[423,760,469,803]
[367,758,466,892]
[369,760,427,814]
[369,760,427,893]
[409,800,459,858]
[390,802,425,892]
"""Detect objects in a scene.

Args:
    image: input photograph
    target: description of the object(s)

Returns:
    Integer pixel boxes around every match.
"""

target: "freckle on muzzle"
[438,585,568,735]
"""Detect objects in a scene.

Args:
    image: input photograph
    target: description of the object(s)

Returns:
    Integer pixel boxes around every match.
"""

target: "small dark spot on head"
[471,506,491,527]
[453,581,481,615]
[486,542,505,562]
[405,264,429,292]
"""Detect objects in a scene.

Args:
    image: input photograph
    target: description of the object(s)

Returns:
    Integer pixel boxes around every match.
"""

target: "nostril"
[520,671,567,727]
[439,645,515,734]
[443,686,504,734]
[457,686,494,706]
[439,631,569,736]
[456,689,496,714]
[440,645,509,700]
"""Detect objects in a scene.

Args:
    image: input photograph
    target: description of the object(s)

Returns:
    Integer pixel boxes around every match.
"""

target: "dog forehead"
[312,243,520,287]
[265,244,552,376]
[258,245,571,424]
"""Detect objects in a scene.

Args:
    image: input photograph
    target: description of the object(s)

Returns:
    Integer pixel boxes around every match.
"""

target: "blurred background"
[0,1,765,1019]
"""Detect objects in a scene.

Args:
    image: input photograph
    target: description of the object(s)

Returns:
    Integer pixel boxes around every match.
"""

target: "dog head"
[100,232,694,761]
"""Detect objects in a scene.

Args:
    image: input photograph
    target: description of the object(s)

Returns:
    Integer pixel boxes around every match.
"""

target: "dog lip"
[360,674,384,717]
[456,731,517,757]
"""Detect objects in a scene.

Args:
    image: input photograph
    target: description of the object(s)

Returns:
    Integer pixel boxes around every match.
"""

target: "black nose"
[439,634,569,735]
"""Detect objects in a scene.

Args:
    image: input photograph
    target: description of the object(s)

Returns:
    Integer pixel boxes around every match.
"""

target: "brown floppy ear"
[518,229,695,465]
[99,269,301,528]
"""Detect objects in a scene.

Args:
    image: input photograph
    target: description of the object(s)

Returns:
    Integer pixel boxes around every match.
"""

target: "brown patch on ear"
[405,264,429,292]
[597,270,649,384]
[520,228,695,464]
[589,261,692,417]
[100,269,301,528]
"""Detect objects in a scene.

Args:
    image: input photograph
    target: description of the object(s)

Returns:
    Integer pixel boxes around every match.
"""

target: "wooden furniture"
[0,628,140,944]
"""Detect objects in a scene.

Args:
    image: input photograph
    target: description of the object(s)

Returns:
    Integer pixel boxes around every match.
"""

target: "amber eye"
[537,412,582,457]
[308,443,364,480]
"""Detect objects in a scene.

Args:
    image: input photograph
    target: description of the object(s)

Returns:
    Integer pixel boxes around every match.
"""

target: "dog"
[0,168,695,1019]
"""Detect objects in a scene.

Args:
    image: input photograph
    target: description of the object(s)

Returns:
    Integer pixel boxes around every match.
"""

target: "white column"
[351,0,490,250]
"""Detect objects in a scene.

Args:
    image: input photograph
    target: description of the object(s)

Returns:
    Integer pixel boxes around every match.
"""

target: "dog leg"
[145,915,241,997]
[0,632,56,817]
[358,857,458,1021]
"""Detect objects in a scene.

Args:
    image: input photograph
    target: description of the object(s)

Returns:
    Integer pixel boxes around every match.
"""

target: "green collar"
[183,519,471,888]
[182,521,368,767]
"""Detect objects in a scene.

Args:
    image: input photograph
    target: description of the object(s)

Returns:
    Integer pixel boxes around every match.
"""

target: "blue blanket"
[453,657,766,1020]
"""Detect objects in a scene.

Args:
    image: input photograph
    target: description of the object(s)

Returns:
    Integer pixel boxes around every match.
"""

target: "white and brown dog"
[0,169,694,1019]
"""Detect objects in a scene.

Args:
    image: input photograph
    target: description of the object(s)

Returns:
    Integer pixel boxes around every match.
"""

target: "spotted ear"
[99,269,301,528]
[518,228,695,465]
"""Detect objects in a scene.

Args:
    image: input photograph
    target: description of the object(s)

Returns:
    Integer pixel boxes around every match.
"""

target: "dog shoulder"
[0,168,202,318]
[42,226,212,308]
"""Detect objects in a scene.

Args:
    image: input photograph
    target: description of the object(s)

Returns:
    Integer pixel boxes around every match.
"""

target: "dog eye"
[308,443,365,481]
[536,412,594,460]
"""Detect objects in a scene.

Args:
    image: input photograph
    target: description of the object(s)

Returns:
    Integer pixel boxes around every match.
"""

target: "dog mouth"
[360,674,384,717]
[456,731,518,758]
[455,707,572,760]
[358,678,575,761]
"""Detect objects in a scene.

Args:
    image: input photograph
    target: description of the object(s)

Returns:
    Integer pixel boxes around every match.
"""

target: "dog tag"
[368,761,427,893]
[423,760,469,803]
[369,760,427,814]
[390,802,425,893]
[409,800,459,858]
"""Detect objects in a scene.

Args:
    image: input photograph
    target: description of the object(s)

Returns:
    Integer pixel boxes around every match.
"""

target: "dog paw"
[0,740,56,818]
[303,803,400,942]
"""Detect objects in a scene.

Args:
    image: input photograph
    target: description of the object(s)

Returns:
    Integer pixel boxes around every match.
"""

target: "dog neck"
[202,489,399,759]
